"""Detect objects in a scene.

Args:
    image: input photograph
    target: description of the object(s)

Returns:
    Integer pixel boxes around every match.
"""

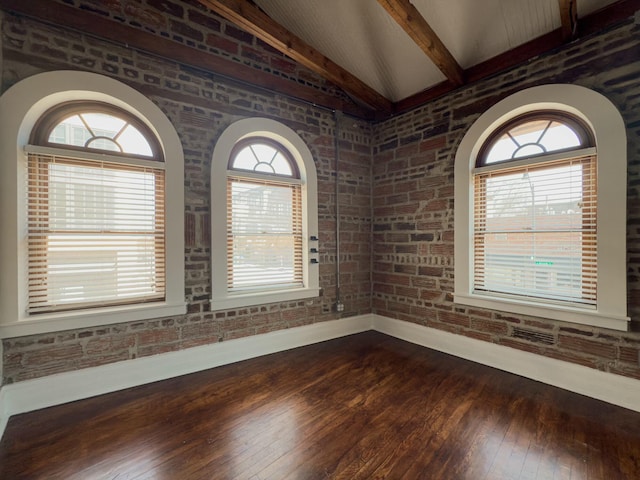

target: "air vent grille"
[511,327,555,345]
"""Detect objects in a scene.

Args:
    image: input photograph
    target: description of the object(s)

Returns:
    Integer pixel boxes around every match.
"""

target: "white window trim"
[454,84,629,331]
[211,118,319,310]
[0,71,186,338]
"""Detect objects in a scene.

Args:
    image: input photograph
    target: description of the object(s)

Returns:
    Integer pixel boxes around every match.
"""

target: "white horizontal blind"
[473,155,597,306]
[227,176,303,292]
[27,154,166,313]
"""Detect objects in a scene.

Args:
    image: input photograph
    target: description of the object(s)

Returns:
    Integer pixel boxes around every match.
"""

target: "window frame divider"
[24,145,165,170]
[473,147,596,175]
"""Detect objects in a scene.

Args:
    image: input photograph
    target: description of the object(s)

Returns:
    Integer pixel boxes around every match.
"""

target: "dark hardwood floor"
[1,331,639,479]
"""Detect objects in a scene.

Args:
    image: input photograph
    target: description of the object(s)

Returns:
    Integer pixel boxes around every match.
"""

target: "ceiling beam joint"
[558,0,578,40]
[377,0,464,86]
[198,0,393,113]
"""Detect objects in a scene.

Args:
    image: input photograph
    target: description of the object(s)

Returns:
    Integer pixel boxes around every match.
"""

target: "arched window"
[0,72,185,337]
[478,112,593,165]
[26,103,166,314]
[32,101,162,158]
[454,85,628,331]
[211,119,319,309]
[474,113,597,307]
[227,138,303,292]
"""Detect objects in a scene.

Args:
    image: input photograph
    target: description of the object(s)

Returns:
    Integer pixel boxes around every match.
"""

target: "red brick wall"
[372,16,640,380]
[0,6,372,384]
[2,2,640,386]
[42,0,345,100]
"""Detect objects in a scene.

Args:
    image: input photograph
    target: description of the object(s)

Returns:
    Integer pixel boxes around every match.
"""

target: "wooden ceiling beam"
[394,0,639,115]
[377,0,464,86]
[0,0,375,119]
[558,0,578,40]
[197,0,393,114]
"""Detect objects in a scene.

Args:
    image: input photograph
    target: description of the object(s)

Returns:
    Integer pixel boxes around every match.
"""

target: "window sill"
[0,301,187,338]
[454,292,629,331]
[211,288,320,311]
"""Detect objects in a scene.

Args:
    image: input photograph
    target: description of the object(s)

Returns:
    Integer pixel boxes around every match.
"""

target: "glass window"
[480,113,592,165]
[230,138,297,177]
[33,102,161,159]
[473,113,595,307]
[27,103,166,314]
[454,85,628,331]
[0,71,185,337]
[474,155,596,306]
[227,139,302,293]
[210,118,319,310]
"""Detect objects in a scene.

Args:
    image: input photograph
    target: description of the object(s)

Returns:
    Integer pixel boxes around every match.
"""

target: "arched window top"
[478,112,594,167]
[31,101,162,161]
[229,138,299,178]
[211,117,318,310]
[454,84,628,331]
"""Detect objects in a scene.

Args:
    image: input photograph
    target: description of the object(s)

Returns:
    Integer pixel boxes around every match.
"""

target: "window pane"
[271,152,293,176]
[474,156,596,305]
[43,233,160,306]
[48,163,157,231]
[230,141,295,177]
[227,178,303,291]
[47,112,154,157]
[113,124,153,156]
[254,162,276,174]
[232,146,259,171]
[48,115,88,148]
[27,155,165,313]
[539,122,581,152]
[82,113,126,136]
[485,118,585,164]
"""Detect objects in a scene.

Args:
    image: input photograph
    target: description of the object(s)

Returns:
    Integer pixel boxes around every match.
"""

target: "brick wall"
[48,0,346,100]
[0,8,372,384]
[371,17,640,381]
[2,3,640,386]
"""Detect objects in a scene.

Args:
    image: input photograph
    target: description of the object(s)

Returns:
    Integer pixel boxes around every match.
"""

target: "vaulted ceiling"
[200,0,632,115]
[0,0,636,119]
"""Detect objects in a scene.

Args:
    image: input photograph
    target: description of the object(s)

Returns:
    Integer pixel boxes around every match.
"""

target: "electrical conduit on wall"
[334,110,344,313]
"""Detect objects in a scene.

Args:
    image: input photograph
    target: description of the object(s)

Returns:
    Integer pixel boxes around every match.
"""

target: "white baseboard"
[371,314,640,413]
[1,313,639,442]
[0,314,373,439]
[0,387,7,441]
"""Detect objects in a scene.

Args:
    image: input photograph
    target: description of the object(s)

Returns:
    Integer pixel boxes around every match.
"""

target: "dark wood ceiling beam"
[197,0,393,114]
[2,0,637,120]
[0,0,375,119]
[395,0,639,115]
[558,0,578,40]
[377,0,464,86]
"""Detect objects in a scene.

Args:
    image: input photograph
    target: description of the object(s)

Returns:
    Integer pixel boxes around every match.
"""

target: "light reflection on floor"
[229,400,300,478]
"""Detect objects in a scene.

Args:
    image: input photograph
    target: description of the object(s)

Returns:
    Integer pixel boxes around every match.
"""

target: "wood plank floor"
[1,331,639,479]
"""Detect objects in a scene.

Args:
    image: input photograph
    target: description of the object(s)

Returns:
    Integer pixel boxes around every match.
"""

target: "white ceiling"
[254,0,619,102]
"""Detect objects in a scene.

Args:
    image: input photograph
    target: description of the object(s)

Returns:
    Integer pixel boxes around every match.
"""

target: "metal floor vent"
[511,327,555,345]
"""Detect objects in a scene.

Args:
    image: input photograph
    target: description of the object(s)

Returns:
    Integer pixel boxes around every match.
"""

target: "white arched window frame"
[211,118,319,310]
[454,84,629,331]
[0,71,186,338]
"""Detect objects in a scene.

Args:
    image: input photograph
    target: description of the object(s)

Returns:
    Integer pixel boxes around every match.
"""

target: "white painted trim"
[0,302,187,339]
[0,387,7,441]
[2,314,639,443]
[0,315,373,440]
[454,84,628,330]
[211,288,321,311]
[371,314,640,413]
[210,118,319,309]
[453,293,628,332]
[0,71,186,336]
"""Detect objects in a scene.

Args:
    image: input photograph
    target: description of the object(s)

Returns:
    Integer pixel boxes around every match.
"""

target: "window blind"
[27,154,166,313]
[227,176,303,292]
[473,155,597,306]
